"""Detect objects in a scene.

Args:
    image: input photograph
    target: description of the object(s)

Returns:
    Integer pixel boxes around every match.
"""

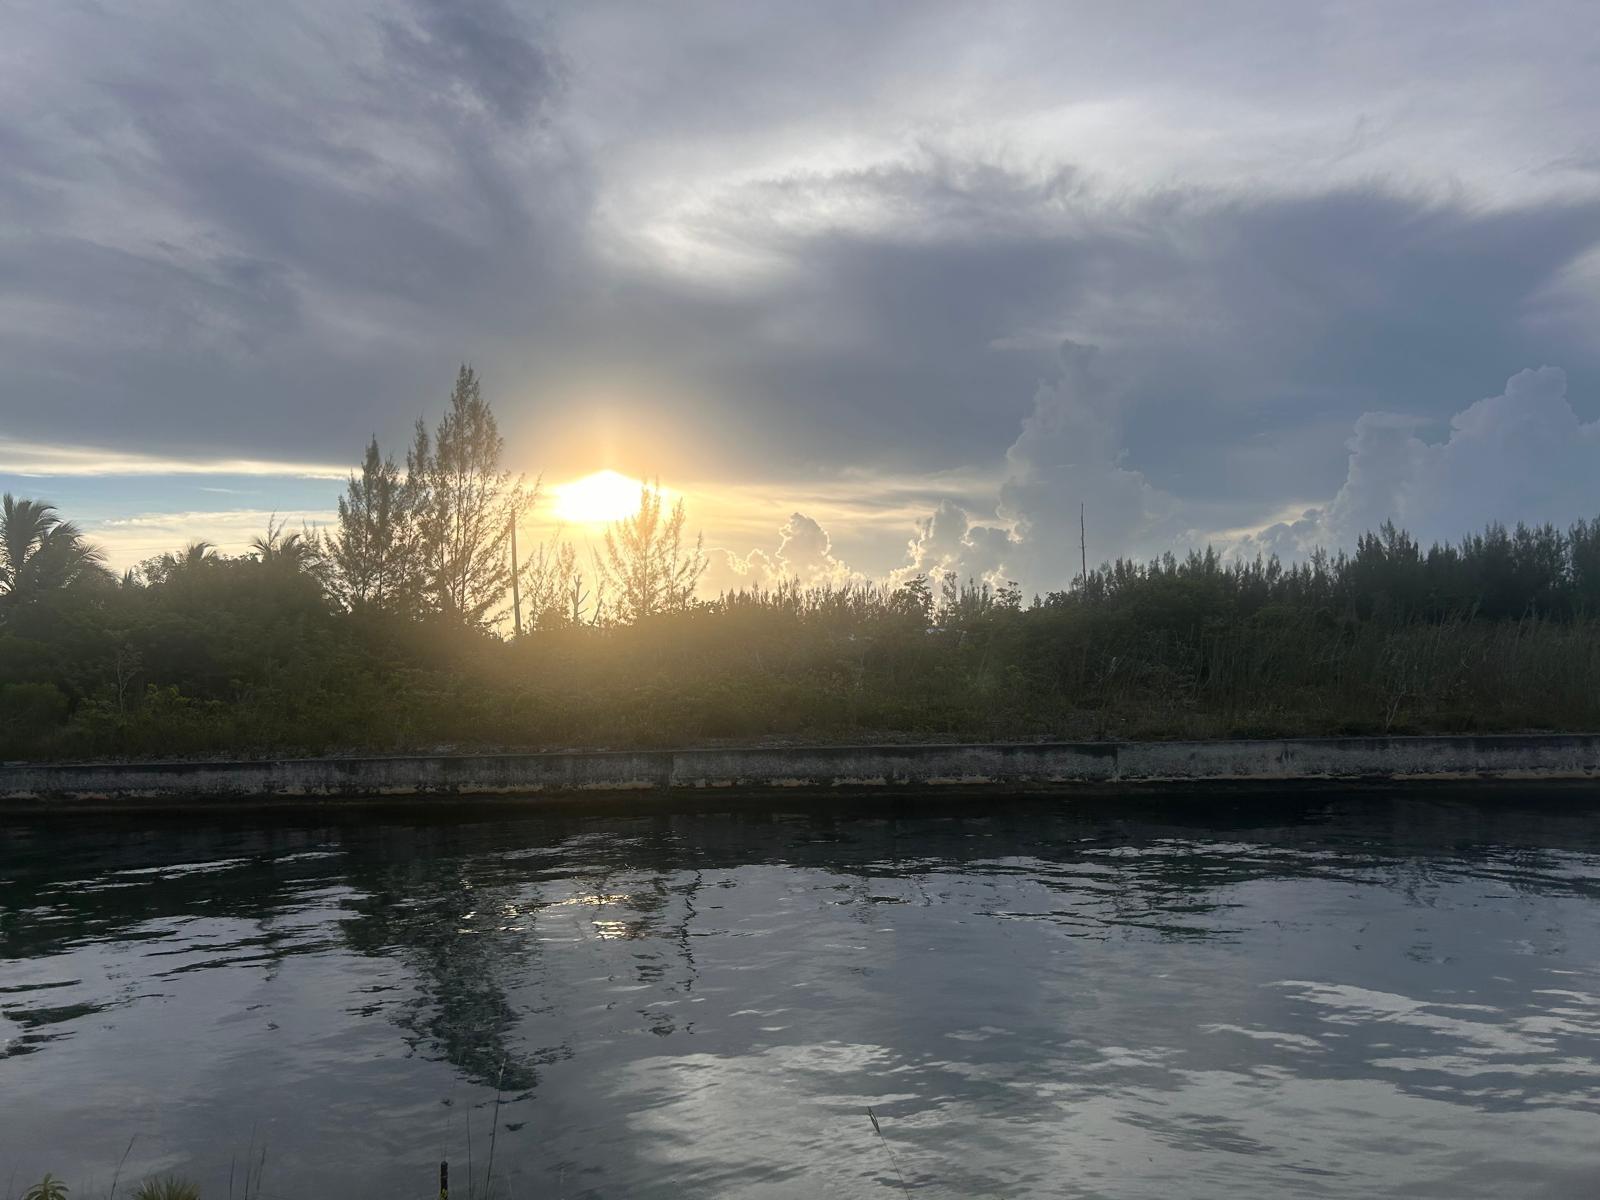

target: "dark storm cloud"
[553,169,1600,507]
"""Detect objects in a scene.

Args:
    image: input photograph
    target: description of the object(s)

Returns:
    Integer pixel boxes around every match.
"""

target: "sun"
[551,470,650,524]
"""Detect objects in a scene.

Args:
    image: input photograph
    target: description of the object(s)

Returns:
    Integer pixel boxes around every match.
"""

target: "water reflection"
[1,795,1599,1197]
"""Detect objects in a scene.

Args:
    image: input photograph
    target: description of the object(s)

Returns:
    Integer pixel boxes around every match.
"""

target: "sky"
[4,0,1600,594]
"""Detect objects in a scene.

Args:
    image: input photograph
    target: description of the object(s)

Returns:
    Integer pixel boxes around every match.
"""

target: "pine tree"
[411,365,536,627]
[332,437,417,612]
[600,486,707,623]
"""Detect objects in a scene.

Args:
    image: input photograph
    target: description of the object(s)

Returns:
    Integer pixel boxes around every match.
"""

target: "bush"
[0,682,68,749]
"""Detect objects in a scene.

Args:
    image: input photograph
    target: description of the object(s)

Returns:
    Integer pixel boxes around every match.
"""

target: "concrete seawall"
[3,734,1599,808]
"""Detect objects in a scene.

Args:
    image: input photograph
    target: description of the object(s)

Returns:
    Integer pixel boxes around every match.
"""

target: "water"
[3,794,1600,1198]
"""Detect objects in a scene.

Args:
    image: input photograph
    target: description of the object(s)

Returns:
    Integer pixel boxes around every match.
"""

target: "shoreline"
[4,734,1600,811]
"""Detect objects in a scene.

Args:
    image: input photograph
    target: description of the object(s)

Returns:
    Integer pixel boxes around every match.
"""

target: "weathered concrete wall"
[2,735,1598,807]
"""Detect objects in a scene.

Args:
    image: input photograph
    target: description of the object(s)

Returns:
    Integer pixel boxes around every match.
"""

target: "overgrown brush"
[6,515,1600,760]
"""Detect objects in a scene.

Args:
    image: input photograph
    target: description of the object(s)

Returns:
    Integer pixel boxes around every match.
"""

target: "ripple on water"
[1,800,1599,1197]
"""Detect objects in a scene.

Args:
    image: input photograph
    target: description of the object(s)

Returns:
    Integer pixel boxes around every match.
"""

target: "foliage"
[250,517,326,582]
[332,435,417,613]
[1,681,68,734]
[600,485,706,623]
[7,507,1600,761]
[0,494,109,605]
[520,538,587,630]
[22,1176,68,1200]
[131,1176,201,1200]
[6,373,1600,759]
[139,541,216,586]
[1063,518,1600,623]
[322,365,539,628]
[407,364,536,627]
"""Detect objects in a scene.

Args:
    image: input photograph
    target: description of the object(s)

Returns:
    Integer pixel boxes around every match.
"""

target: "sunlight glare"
[552,469,649,524]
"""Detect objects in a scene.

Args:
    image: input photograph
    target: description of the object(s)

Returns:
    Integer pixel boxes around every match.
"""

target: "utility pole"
[509,515,522,638]
[1079,502,1088,589]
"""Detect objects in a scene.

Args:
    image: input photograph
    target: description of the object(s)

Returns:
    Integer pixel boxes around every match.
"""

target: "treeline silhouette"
[3,373,1600,758]
[1072,520,1600,624]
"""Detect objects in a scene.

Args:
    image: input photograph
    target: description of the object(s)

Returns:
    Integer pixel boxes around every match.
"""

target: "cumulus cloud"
[893,341,1180,595]
[772,512,857,586]
[898,499,1015,588]
[896,350,1600,596]
[1246,367,1600,555]
[702,511,861,596]
[994,342,1180,588]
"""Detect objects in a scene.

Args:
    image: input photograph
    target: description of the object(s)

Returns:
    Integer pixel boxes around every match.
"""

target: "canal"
[3,793,1598,1196]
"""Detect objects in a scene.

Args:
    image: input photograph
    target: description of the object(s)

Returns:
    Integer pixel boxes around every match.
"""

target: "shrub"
[0,681,68,730]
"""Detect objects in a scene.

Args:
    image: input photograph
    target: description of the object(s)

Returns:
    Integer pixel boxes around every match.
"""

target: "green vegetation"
[7,1171,241,1200]
[21,1177,68,1200]
[4,370,1600,760]
[129,1179,199,1200]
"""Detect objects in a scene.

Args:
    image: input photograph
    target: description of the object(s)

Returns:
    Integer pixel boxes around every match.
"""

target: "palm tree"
[251,516,323,574]
[172,540,217,576]
[137,539,216,587]
[0,493,107,604]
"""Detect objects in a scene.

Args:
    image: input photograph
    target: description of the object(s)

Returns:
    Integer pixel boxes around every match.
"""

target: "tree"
[332,438,417,612]
[409,365,538,628]
[250,517,331,617]
[0,494,107,607]
[22,1174,68,1200]
[520,538,579,630]
[887,573,933,626]
[139,540,217,586]
[252,516,325,576]
[600,485,707,623]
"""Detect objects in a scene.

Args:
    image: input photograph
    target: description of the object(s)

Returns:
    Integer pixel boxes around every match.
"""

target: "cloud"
[5,1,1600,584]
[87,508,336,571]
[702,511,860,596]
[895,351,1600,595]
[898,499,1016,589]
[994,341,1179,587]
[1248,367,1600,556]
[0,439,346,479]
[891,340,1177,595]
[0,0,585,461]
[771,512,856,587]
[574,175,1600,528]
[382,0,562,125]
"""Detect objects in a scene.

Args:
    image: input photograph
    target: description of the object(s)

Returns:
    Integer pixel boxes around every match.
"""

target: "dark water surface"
[3,795,1600,1198]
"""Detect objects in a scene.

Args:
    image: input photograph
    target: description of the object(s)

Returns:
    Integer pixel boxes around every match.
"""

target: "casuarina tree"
[410,365,537,627]
[601,484,707,623]
[332,436,419,612]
